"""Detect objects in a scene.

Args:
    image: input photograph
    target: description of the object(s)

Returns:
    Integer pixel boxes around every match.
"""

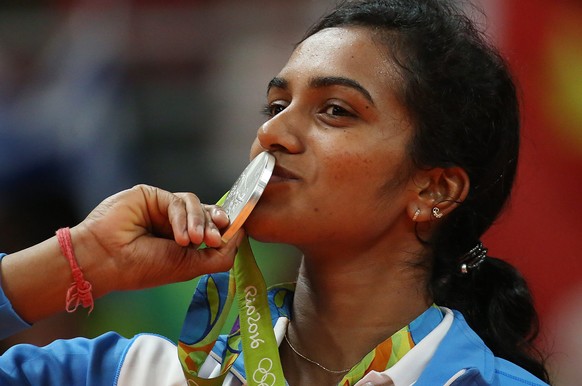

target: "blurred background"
[0,0,580,384]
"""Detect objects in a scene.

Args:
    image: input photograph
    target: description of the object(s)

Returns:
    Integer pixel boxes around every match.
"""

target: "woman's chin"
[244,215,288,244]
[244,221,277,243]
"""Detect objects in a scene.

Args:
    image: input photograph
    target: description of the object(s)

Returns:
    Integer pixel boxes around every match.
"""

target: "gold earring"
[412,208,421,221]
[432,207,443,219]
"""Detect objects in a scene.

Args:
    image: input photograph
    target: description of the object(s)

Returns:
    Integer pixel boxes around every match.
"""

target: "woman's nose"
[256,113,304,154]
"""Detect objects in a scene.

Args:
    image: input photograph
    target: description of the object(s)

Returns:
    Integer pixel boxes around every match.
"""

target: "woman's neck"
[280,247,432,385]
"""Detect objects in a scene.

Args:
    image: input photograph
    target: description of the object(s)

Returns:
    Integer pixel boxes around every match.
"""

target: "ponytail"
[432,255,549,382]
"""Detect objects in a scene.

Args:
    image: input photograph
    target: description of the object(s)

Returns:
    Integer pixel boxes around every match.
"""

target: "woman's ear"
[407,167,470,222]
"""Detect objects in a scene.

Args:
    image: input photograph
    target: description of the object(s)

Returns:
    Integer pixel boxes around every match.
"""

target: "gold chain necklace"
[284,329,351,374]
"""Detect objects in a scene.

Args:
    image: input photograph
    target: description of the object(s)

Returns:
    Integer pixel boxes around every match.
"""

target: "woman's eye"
[262,102,287,118]
[323,104,354,117]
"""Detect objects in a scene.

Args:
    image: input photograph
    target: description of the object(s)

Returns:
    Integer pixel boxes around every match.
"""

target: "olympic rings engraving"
[252,358,277,386]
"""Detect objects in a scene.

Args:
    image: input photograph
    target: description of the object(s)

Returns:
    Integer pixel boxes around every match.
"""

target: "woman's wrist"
[0,224,117,323]
[69,223,118,298]
[1,236,71,323]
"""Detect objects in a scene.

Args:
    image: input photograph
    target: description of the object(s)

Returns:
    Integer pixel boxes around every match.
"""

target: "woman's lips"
[269,165,300,183]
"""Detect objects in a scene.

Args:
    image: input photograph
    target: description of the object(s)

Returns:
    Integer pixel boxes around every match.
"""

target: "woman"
[0,0,549,385]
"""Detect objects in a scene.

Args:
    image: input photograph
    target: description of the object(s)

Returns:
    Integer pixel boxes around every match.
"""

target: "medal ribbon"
[178,195,285,386]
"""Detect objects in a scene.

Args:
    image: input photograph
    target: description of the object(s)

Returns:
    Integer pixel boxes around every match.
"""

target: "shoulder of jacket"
[492,357,549,386]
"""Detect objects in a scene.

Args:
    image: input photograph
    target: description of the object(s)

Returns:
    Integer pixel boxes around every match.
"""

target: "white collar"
[272,308,454,386]
[354,307,454,386]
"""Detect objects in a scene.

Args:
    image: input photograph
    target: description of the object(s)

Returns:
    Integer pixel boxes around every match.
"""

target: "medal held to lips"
[220,151,275,242]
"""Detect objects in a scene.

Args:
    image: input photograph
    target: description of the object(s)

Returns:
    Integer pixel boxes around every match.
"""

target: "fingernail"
[214,207,227,219]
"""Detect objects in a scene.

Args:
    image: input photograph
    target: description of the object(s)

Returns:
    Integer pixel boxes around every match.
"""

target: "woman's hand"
[74,184,243,293]
[1,184,242,324]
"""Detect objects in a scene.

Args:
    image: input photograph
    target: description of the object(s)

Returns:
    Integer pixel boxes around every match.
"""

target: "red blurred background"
[482,2,582,383]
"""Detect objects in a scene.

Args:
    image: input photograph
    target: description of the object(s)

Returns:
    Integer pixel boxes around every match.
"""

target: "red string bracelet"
[56,227,94,314]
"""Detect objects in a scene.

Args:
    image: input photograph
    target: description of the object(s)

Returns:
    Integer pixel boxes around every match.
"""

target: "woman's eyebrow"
[310,76,375,105]
[267,77,288,93]
[266,75,375,106]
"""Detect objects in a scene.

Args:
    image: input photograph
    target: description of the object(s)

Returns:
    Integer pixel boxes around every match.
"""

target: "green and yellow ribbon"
[178,195,285,386]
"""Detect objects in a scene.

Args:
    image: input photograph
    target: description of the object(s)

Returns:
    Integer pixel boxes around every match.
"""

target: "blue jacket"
[418,310,546,385]
[0,254,548,385]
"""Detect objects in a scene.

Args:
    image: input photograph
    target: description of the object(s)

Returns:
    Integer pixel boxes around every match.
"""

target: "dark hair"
[303,0,548,381]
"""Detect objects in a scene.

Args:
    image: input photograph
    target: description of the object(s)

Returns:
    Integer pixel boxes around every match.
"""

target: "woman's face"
[246,27,418,253]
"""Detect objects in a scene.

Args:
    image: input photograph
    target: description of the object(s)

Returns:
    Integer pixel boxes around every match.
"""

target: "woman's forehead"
[270,27,403,117]
[279,27,401,93]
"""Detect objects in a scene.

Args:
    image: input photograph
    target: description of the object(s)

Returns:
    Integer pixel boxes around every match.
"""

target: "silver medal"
[220,151,275,242]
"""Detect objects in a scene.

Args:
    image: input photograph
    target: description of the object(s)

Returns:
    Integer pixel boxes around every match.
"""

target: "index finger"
[174,192,207,245]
